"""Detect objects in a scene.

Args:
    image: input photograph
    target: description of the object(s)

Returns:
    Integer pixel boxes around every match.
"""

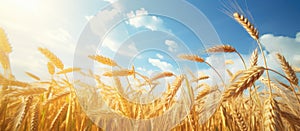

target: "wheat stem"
[235,51,247,69]
[256,40,273,97]
[204,61,225,87]
[265,68,300,105]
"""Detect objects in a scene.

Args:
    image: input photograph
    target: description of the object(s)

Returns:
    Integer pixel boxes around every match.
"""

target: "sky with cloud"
[0,0,300,85]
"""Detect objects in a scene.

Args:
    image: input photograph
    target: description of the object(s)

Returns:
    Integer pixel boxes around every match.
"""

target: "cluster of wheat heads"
[1,11,300,131]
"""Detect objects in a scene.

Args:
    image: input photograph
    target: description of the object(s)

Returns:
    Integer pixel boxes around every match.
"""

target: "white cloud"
[90,8,120,35]
[126,8,165,31]
[165,40,178,52]
[156,53,164,59]
[137,67,146,72]
[46,28,72,43]
[102,37,138,57]
[137,67,154,76]
[148,58,173,72]
[296,32,300,42]
[103,0,117,3]
[85,15,94,21]
[260,32,300,66]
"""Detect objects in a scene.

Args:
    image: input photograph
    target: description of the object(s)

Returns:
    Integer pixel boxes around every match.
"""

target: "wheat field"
[1,11,300,131]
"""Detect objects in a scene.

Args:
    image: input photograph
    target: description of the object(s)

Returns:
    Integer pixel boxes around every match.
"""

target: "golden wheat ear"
[263,97,284,131]
[205,45,236,53]
[233,12,259,40]
[178,54,204,63]
[0,27,12,54]
[38,48,64,70]
[88,55,118,67]
[276,53,298,85]
[250,48,258,67]
[223,66,265,99]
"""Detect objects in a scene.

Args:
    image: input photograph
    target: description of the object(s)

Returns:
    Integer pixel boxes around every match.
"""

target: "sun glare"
[14,0,39,12]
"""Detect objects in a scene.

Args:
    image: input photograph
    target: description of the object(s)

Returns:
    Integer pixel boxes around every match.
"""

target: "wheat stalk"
[274,79,293,91]
[44,91,70,105]
[226,69,233,78]
[179,54,226,86]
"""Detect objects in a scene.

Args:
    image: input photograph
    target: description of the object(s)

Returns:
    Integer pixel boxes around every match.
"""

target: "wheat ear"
[192,76,209,82]
[223,66,264,99]
[14,96,33,130]
[0,28,12,54]
[38,48,64,70]
[178,54,225,86]
[150,72,174,82]
[263,97,283,131]
[178,54,204,63]
[88,55,118,67]
[47,62,55,75]
[234,12,273,97]
[50,103,68,130]
[231,107,248,131]
[8,88,47,97]
[30,103,39,131]
[25,72,40,81]
[56,67,81,74]
[276,53,298,85]
[233,12,259,40]
[44,91,70,105]
[250,48,258,67]
[206,44,248,69]
[205,45,236,53]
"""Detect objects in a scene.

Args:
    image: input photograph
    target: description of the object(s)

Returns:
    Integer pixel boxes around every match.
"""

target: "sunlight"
[13,0,39,12]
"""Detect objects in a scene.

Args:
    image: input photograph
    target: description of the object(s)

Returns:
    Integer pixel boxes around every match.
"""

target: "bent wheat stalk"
[205,44,247,69]
[178,54,225,86]
[233,12,273,97]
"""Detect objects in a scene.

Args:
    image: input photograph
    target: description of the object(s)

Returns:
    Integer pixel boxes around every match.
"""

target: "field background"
[1,0,300,130]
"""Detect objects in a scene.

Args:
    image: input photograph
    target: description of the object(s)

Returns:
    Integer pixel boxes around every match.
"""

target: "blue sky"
[0,0,299,83]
